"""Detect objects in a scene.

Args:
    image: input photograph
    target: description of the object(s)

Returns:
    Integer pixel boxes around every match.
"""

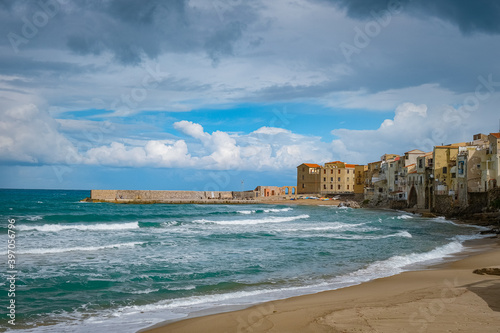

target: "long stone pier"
[85,189,258,204]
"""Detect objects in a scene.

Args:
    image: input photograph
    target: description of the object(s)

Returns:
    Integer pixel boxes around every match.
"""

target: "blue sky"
[1,0,500,190]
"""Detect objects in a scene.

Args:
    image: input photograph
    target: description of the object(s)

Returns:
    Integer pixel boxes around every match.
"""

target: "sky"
[1,0,500,191]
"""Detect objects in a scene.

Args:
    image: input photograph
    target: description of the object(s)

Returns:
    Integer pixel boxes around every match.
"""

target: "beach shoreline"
[141,236,500,333]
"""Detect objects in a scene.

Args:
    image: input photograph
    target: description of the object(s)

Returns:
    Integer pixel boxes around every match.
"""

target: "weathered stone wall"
[432,195,455,216]
[90,189,254,202]
[389,200,407,210]
[91,190,117,200]
[232,191,257,199]
[467,192,489,213]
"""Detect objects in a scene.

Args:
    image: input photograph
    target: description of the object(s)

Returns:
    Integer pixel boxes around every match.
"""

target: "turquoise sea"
[0,189,488,332]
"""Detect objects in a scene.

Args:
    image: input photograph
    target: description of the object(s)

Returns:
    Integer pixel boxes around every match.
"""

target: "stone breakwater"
[84,189,257,204]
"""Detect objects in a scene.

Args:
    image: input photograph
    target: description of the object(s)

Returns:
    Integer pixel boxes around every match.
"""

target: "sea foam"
[194,214,309,225]
[18,242,143,255]
[18,222,140,232]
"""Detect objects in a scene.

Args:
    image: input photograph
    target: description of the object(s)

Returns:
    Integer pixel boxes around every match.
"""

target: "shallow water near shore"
[0,189,490,332]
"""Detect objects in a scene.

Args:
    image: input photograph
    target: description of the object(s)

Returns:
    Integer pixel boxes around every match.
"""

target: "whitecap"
[237,210,256,215]
[26,215,43,221]
[193,214,309,225]
[18,222,139,232]
[263,207,293,213]
[18,242,143,254]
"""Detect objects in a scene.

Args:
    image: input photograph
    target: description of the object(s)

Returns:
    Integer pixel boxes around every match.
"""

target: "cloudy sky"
[1,0,500,190]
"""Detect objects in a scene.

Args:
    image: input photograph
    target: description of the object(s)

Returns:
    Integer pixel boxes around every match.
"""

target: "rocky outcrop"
[473,267,500,276]
[339,200,360,208]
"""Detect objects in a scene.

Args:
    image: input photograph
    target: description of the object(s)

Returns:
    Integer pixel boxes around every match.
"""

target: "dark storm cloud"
[323,0,500,34]
[1,0,258,65]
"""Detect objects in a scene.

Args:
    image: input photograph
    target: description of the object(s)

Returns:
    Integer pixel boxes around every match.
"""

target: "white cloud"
[0,106,334,170]
[329,100,498,164]
[0,104,79,164]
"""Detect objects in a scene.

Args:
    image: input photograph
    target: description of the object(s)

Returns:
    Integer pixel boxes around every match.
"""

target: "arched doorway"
[408,186,417,208]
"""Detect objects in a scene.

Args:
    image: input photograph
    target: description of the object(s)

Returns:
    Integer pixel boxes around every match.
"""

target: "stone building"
[354,165,367,195]
[297,161,357,195]
[320,161,356,195]
[433,145,461,196]
[297,163,321,194]
[484,133,500,190]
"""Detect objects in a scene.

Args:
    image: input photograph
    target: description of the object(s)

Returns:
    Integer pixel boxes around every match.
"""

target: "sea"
[0,189,489,332]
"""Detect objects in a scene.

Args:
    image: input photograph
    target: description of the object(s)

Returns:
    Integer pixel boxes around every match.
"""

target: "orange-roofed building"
[297,163,321,194]
[297,161,359,195]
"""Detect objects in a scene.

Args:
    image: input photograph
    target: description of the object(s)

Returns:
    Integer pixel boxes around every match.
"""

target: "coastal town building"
[296,131,500,211]
[297,161,357,195]
[433,145,461,197]
[484,133,500,190]
[364,160,383,201]
[321,161,356,195]
[354,165,367,195]
[297,163,321,194]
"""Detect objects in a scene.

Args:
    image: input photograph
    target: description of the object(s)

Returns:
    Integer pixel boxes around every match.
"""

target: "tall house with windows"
[320,161,357,194]
[354,165,368,194]
[484,132,500,190]
[297,161,357,195]
[433,145,462,196]
[297,163,321,194]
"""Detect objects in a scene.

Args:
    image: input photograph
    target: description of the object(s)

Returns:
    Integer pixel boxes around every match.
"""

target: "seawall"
[87,189,257,204]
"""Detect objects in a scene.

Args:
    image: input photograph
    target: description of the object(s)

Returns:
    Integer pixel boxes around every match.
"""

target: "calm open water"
[0,189,487,332]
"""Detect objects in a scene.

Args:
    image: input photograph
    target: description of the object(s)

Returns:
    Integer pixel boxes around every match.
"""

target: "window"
[302,184,305,188]
[338,170,341,174]
[347,170,349,174]
[347,185,349,189]
[331,170,333,174]
[324,169,326,174]
[323,177,326,181]
[442,167,447,174]
[331,177,333,182]
[338,177,341,181]
[323,185,326,189]
[302,175,304,180]
[330,185,333,189]
[347,177,349,181]
[338,185,341,190]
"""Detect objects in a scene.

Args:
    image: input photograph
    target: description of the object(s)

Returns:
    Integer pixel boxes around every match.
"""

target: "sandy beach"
[143,237,500,333]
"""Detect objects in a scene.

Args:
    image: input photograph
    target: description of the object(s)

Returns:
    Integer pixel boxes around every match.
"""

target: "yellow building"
[433,145,461,195]
[320,161,357,194]
[297,161,357,195]
[354,165,367,194]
